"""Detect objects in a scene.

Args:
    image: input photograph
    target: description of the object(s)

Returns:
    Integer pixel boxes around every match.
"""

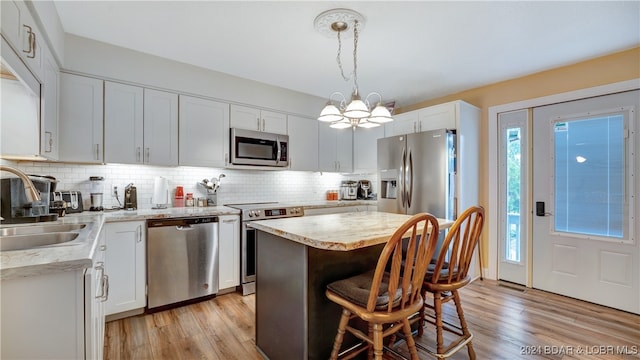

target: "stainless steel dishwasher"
[147,216,219,310]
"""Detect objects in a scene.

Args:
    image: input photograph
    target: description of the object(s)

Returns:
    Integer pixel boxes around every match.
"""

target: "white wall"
[63,34,326,119]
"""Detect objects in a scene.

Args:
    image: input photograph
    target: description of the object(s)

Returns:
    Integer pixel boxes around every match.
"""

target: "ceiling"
[53,1,639,108]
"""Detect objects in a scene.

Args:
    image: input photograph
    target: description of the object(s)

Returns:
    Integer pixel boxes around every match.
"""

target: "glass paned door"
[532,90,638,314]
[498,109,529,285]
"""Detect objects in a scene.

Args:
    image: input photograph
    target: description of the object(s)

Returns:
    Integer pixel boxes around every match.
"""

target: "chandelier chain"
[335,29,351,84]
[352,20,359,93]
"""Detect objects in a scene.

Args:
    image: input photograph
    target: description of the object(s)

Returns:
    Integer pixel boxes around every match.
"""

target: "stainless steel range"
[226,202,304,295]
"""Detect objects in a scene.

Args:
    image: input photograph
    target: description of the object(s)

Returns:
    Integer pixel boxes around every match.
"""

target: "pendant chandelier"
[314,9,393,129]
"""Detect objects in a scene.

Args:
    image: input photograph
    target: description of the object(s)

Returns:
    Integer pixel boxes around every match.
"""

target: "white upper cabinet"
[287,115,319,171]
[104,83,178,165]
[143,88,179,166]
[0,36,40,159]
[40,45,58,160]
[385,101,465,137]
[353,125,385,174]
[417,101,456,132]
[1,1,24,55]
[58,73,104,163]
[179,95,229,167]
[104,81,144,164]
[1,0,44,80]
[230,104,287,134]
[385,110,419,137]
[319,123,353,172]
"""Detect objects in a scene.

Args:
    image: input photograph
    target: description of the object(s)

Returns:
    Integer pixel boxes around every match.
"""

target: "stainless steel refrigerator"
[377,128,456,220]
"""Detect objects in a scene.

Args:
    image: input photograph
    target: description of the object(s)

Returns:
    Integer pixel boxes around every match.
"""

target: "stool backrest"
[429,206,485,285]
[368,213,440,313]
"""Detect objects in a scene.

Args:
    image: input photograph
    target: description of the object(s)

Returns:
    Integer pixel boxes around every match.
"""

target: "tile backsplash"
[4,160,377,210]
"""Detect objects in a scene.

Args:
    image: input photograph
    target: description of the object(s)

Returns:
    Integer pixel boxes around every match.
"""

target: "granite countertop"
[0,206,240,281]
[100,205,240,222]
[249,211,453,251]
[297,200,377,209]
[0,214,105,280]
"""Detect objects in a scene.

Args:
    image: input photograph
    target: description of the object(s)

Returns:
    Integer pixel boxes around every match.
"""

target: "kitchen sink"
[0,223,86,236]
[0,232,80,251]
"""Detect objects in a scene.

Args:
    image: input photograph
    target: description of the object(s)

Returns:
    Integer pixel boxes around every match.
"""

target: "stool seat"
[327,270,405,311]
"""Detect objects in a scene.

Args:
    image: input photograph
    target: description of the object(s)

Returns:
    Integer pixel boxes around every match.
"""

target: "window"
[552,112,629,240]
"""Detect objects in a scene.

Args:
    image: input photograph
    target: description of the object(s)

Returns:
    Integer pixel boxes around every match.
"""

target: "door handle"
[406,150,413,208]
[400,148,406,207]
[535,201,552,216]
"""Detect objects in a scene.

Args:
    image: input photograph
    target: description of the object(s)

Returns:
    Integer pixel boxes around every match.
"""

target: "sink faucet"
[0,165,41,202]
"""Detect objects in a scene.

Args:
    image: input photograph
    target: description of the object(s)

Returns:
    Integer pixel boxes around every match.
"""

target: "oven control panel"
[246,207,304,220]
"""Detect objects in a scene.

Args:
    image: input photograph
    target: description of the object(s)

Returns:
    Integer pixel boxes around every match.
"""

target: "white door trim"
[486,78,640,280]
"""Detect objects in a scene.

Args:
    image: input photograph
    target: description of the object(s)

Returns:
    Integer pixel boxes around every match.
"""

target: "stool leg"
[372,323,384,360]
[330,308,351,360]
[368,324,374,359]
[452,290,476,359]
[434,291,445,355]
[402,318,420,360]
[418,287,427,337]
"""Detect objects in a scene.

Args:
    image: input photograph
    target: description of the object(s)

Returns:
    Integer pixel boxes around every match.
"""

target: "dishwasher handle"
[147,216,218,228]
[176,225,194,231]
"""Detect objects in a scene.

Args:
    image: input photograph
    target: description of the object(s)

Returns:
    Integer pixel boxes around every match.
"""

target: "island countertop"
[249,211,453,251]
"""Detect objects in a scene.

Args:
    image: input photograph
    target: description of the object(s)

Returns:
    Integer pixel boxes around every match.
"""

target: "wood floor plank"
[105,280,640,360]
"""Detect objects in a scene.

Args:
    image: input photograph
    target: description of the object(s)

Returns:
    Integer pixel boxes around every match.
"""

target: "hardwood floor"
[104,280,640,359]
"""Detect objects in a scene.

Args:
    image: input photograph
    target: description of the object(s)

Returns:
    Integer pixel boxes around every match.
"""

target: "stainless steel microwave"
[230,128,289,167]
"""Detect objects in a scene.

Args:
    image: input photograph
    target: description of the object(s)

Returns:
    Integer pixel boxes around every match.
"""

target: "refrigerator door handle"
[400,147,407,207]
[407,150,413,208]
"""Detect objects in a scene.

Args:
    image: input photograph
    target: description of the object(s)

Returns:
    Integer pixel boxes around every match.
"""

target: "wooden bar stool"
[419,206,485,359]
[325,213,440,360]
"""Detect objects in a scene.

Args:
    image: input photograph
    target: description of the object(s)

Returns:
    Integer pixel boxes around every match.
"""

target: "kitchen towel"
[152,176,169,208]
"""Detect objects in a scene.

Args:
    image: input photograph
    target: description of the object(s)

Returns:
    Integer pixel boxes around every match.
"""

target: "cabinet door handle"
[223,219,237,224]
[95,144,100,160]
[256,118,260,131]
[95,262,105,299]
[102,274,110,302]
[137,225,142,242]
[262,118,265,131]
[145,147,150,163]
[100,244,107,251]
[136,147,141,162]
[23,25,35,58]
[45,131,53,153]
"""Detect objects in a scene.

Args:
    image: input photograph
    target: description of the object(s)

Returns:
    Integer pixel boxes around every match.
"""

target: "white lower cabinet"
[218,215,240,291]
[104,221,146,316]
[0,228,108,360]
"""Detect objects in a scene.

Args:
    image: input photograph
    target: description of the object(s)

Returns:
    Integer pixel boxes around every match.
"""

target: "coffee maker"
[357,180,372,199]
[124,183,138,210]
[1,176,53,223]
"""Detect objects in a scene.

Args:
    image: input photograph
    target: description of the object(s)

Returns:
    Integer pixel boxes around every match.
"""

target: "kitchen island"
[249,211,453,360]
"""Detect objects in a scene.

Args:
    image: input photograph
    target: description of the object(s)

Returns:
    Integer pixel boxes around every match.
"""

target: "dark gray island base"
[256,230,383,360]
[250,212,453,360]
